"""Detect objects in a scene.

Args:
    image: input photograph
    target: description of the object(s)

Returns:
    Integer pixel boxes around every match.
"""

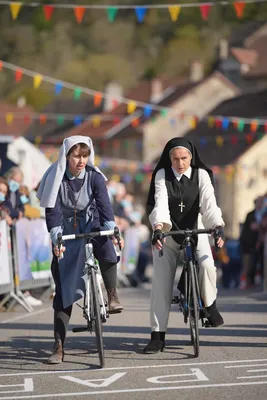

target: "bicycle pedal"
[72,326,89,333]
[202,319,212,328]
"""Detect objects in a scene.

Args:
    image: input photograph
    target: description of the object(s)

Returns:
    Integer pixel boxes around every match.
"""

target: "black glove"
[151,229,164,246]
[214,226,224,252]
[214,226,224,240]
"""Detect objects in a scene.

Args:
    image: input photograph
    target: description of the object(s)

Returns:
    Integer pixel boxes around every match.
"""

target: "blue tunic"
[45,166,117,309]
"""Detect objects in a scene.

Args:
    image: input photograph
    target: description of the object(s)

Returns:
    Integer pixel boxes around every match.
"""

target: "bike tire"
[90,268,105,368]
[188,261,200,358]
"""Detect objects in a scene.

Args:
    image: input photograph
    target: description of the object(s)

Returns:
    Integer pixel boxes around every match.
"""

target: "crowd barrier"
[0,218,142,313]
[0,218,53,312]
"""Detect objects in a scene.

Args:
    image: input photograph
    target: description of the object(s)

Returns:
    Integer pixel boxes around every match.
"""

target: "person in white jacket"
[143,137,225,354]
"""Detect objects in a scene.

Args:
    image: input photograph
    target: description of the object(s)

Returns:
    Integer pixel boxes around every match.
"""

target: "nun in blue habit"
[37,135,123,364]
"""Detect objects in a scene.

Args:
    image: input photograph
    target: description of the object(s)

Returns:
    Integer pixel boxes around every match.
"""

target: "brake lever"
[57,232,64,259]
[114,226,122,251]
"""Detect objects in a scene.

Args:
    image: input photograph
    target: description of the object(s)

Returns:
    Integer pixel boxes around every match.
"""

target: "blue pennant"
[222,117,230,130]
[55,82,63,95]
[135,7,147,23]
[74,116,83,126]
[144,105,152,118]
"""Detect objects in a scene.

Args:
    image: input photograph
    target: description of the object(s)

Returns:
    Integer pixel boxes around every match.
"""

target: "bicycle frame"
[84,241,107,324]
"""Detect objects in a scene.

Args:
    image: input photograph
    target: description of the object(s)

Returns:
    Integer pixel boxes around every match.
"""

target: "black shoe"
[143,332,165,354]
[206,301,224,327]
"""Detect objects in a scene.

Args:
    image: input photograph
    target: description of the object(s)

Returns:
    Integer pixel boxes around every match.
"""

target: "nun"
[37,136,123,364]
[144,137,225,354]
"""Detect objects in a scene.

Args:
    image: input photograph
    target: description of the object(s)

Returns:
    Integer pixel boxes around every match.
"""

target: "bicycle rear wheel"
[90,268,105,368]
[188,261,199,358]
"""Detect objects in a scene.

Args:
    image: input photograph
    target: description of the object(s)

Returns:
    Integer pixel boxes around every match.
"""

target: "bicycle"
[158,228,220,358]
[56,226,121,368]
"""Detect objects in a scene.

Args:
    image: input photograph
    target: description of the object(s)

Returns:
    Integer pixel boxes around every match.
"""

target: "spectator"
[19,185,41,220]
[0,177,13,226]
[4,167,24,220]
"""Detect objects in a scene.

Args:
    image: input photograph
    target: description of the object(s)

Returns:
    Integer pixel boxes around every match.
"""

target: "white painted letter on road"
[0,378,33,394]
[61,373,127,388]
[147,368,209,384]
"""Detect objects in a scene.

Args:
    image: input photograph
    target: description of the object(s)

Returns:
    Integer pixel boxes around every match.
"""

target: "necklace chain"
[67,177,85,229]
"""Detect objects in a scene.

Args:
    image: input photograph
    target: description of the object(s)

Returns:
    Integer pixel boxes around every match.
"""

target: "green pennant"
[74,87,82,100]
[107,7,118,22]
[57,115,64,126]
[135,172,144,183]
[160,108,168,117]
[237,120,245,132]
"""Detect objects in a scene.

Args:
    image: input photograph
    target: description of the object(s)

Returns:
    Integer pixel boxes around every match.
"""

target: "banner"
[0,220,11,285]
[122,226,140,274]
[15,218,52,280]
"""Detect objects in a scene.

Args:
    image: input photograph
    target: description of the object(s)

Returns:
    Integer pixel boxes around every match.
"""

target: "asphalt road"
[0,283,266,400]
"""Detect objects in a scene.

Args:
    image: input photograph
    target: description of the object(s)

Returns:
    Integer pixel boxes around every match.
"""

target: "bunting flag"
[43,5,54,22]
[33,74,43,89]
[107,7,118,22]
[92,116,101,127]
[234,2,246,18]
[5,113,14,124]
[74,7,85,24]
[200,4,212,21]
[74,87,82,100]
[135,7,147,23]
[168,6,181,22]
[94,93,102,107]
[55,81,63,95]
[127,101,137,114]
[9,2,21,20]
[0,1,263,24]
[15,68,23,83]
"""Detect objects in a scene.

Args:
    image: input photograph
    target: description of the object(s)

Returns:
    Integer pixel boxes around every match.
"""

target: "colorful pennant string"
[0,0,261,23]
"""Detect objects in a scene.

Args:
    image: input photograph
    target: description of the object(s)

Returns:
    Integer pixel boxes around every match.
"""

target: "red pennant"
[234,2,245,18]
[131,118,140,128]
[15,69,23,83]
[265,123,267,133]
[215,118,222,129]
[200,5,211,20]
[0,61,3,71]
[23,114,31,125]
[43,5,54,21]
[39,114,47,124]
[112,99,119,110]
[113,117,121,126]
[231,135,238,145]
[74,7,85,24]
[246,133,253,144]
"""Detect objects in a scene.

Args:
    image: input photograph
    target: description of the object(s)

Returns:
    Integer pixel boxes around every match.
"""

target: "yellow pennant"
[190,116,197,129]
[208,116,215,128]
[10,2,22,20]
[168,6,181,22]
[127,101,136,114]
[216,136,224,147]
[5,113,14,125]
[92,116,101,128]
[33,74,43,89]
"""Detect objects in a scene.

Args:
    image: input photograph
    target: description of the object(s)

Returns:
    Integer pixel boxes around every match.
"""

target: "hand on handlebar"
[112,236,124,250]
[54,245,66,257]
[213,226,224,251]
[152,229,166,251]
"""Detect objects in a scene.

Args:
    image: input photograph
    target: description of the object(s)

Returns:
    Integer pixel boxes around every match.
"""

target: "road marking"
[0,379,33,395]
[1,358,267,377]
[0,308,51,324]
[225,364,267,369]
[237,375,267,379]
[0,380,267,399]
[61,373,126,388]
[246,369,267,372]
[147,368,208,384]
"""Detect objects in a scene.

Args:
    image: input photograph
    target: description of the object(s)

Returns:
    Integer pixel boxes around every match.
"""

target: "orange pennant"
[15,69,23,83]
[94,93,102,107]
[0,61,3,71]
[234,2,246,18]
[131,118,140,128]
[39,114,47,124]
[250,120,258,133]
[74,7,85,24]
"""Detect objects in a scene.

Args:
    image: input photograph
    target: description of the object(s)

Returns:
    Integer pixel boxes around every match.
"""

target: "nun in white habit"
[37,136,123,364]
[143,137,225,354]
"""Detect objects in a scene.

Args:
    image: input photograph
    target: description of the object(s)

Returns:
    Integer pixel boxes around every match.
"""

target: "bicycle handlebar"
[56,226,122,259]
[157,228,222,257]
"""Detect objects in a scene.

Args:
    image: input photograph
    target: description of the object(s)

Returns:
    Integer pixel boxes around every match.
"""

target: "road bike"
[57,226,121,368]
[158,228,220,358]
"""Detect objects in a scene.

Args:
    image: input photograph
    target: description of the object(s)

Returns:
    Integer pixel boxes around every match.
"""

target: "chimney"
[219,38,229,60]
[189,60,204,83]
[103,82,123,112]
[150,78,163,103]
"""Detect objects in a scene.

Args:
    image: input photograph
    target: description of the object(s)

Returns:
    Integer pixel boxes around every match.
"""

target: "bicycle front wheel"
[188,261,199,358]
[90,268,105,368]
